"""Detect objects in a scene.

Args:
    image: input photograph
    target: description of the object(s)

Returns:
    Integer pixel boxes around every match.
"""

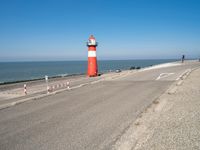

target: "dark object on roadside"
[130,66,136,70]
[182,55,185,63]
[199,58,200,62]
[115,69,121,73]
[136,66,141,70]
[98,73,102,76]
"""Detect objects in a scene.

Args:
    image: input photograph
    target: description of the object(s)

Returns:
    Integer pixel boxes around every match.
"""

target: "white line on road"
[156,73,174,80]
[175,69,191,81]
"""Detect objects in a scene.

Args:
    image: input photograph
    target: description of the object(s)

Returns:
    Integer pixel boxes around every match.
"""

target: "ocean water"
[0,59,177,83]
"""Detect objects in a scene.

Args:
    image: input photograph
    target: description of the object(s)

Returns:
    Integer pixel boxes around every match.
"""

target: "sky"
[0,0,200,61]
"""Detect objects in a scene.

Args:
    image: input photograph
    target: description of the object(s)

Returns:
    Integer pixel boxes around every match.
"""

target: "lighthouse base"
[88,74,98,77]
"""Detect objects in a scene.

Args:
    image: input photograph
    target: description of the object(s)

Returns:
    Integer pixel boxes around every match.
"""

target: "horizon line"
[0,58,196,63]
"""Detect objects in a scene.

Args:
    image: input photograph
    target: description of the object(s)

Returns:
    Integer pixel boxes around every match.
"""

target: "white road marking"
[176,69,191,81]
[156,73,174,80]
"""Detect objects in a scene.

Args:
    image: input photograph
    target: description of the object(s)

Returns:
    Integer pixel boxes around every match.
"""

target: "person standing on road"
[182,55,185,63]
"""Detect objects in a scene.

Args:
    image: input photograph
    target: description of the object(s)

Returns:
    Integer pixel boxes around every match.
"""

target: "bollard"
[67,82,70,90]
[47,86,50,94]
[24,84,27,95]
[45,75,49,94]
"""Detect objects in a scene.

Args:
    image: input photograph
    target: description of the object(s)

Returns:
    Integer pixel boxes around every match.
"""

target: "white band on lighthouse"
[88,51,96,57]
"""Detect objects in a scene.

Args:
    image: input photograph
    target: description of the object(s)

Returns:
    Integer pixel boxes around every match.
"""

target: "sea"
[0,59,178,84]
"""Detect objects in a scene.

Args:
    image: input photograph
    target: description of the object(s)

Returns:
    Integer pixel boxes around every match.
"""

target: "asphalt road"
[0,61,199,150]
[0,71,123,105]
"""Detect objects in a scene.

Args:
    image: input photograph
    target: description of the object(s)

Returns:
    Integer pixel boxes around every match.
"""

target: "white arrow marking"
[156,73,174,80]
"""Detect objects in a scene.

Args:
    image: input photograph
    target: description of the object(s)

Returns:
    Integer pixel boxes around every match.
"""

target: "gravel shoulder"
[113,67,200,150]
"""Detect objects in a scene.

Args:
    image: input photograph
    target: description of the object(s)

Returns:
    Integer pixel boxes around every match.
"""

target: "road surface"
[0,61,199,150]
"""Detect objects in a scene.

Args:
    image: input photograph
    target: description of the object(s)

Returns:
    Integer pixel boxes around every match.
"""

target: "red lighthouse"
[87,35,98,77]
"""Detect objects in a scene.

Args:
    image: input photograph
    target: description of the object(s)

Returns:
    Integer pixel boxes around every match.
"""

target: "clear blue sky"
[0,0,200,61]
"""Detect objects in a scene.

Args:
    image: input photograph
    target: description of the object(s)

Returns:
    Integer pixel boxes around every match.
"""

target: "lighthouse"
[87,35,98,77]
